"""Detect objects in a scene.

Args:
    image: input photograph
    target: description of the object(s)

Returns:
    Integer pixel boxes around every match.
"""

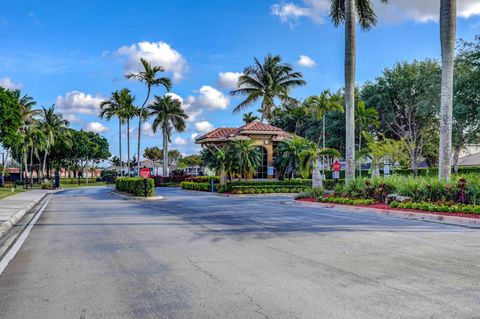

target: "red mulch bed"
[296,198,480,219]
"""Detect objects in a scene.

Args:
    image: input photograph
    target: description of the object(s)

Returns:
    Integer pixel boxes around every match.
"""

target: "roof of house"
[459,152,480,167]
[195,120,291,143]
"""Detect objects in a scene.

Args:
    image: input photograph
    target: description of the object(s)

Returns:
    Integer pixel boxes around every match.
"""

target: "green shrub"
[61,177,97,184]
[41,181,54,189]
[115,178,154,197]
[318,196,374,206]
[184,176,220,183]
[393,201,480,215]
[180,181,218,192]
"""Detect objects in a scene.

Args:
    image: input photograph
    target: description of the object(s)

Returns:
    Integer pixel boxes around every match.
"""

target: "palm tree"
[300,143,341,189]
[100,90,125,176]
[355,100,379,151]
[242,112,259,124]
[330,0,389,182]
[15,91,38,181]
[116,89,137,176]
[230,54,306,121]
[230,139,262,179]
[148,95,188,177]
[358,132,405,178]
[38,105,70,180]
[275,136,309,179]
[20,121,44,185]
[126,58,172,176]
[438,0,456,180]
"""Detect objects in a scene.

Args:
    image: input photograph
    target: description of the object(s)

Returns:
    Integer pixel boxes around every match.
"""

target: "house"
[195,120,291,180]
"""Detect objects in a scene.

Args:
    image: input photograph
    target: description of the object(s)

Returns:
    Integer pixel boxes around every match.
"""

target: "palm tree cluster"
[100,58,188,177]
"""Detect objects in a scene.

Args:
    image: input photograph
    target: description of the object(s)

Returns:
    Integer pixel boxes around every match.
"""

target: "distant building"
[195,120,291,180]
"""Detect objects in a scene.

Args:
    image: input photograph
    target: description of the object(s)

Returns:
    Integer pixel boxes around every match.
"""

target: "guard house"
[195,120,291,180]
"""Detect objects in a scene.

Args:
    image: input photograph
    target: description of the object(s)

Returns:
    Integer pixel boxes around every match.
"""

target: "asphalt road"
[0,187,480,319]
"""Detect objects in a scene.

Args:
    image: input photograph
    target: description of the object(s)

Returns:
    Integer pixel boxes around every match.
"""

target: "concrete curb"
[110,190,163,201]
[0,192,49,240]
[292,200,480,229]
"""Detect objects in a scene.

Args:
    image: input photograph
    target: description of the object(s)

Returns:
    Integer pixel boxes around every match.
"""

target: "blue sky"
[1,0,480,159]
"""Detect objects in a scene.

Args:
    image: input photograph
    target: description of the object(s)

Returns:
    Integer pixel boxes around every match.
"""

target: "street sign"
[333,171,340,179]
[333,161,341,172]
[383,163,391,176]
[140,167,151,179]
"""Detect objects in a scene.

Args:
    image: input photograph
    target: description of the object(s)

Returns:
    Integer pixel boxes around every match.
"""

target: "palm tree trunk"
[30,147,34,186]
[344,0,356,183]
[23,152,28,184]
[163,126,168,177]
[137,86,151,177]
[438,0,456,180]
[322,114,326,178]
[127,119,131,176]
[42,143,49,181]
[453,143,461,174]
[119,118,123,177]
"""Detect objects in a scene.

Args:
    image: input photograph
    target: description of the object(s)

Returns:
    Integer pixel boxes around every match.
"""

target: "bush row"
[184,176,220,183]
[156,182,181,187]
[391,200,480,215]
[61,177,99,184]
[115,178,154,197]
[231,186,308,194]
[317,196,375,206]
[180,181,218,192]
[152,175,189,186]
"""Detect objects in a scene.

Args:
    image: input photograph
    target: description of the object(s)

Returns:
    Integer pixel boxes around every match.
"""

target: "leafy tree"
[361,60,441,175]
[126,58,172,176]
[168,149,183,170]
[275,136,309,179]
[178,154,203,169]
[230,54,305,121]
[143,146,163,172]
[355,100,378,151]
[38,105,70,179]
[451,36,480,172]
[300,143,341,188]
[0,88,22,184]
[358,132,406,178]
[438,0,456,180]
[242,112,259,124]
[149,95,188,176]
[330,0,389,182]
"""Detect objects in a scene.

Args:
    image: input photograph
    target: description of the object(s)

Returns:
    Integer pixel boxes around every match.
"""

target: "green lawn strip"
[60,182,109,189]
[0,187,27,200]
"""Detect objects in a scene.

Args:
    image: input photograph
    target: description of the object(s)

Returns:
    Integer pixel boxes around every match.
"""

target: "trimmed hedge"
[184,176,220,183]
[391,200,480,215]
[61,177,98,184]
[231,186,307,194]
[116,177,154,197]
[318,196,375,205]
[180,181,218,191]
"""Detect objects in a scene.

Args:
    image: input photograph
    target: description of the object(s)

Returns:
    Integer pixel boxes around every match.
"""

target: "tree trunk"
[438,0,456,180]
[344,0,356,183]
[119,118,123,177]
[30,147,34,186]
[371,163,380,179]
[322,114,326,178]
[127,119,131,176]
[42,142,49,181]
[163,126,168,177]
[137,86,151,177]
[453,144,461,173]
[1,149,8,186]
[312,161,323,189]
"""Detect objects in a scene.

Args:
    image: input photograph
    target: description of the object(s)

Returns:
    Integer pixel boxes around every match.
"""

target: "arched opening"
[254,146,268,179]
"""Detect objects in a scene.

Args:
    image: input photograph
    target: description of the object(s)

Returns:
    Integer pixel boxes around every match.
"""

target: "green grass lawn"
[0,187,27,200]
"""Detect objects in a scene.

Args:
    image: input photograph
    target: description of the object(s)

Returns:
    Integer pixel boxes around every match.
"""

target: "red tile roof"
[196,121,291,143]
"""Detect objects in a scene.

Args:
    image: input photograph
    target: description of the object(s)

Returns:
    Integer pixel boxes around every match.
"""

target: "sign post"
[139,167,151,198]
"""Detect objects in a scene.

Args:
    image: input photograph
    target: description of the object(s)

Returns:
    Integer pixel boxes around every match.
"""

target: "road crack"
[239,288,270,319]
[185,256,220,282]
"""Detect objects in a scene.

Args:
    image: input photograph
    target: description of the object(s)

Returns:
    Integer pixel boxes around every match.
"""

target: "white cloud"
[190,133,199,141]
[173,136,187,146]
[0,77,22,89]
[297,55,316,67]
[272,0,480,25]
[63,113,84,124]
[84,122,109,133]
[141,122,156,137]
[195,121,214,133]
[217,71,243,89]
[56,91,103,115]
[171,86,229,123]
[116,41,188,81]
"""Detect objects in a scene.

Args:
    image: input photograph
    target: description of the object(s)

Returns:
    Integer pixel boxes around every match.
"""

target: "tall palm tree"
[148,95,188,177]
[126,58,172,176]
[300,143,341,189]
[242,112,259,124]
[38,105,70,180]
[15,91,38,181]
[230,54,306,121]
[116,89,138,176]
[330,0,389,182]
[438,0,456,180]
[100,90,125,176]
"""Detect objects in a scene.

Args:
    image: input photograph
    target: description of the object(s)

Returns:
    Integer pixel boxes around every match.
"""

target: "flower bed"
[317,196,375,205]
[116,177,154,197]
[390,200,480,215]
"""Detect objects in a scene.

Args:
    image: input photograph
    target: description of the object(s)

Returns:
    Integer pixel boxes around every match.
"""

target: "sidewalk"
[0,190,50,239]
